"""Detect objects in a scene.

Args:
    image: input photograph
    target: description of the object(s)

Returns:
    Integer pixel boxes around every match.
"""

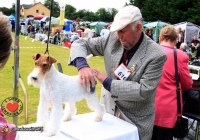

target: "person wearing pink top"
[0,12,16,140]
[151,25,193,140]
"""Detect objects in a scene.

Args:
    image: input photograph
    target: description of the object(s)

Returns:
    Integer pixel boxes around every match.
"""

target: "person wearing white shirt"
[100,26,110,36]
[84,25,93,38]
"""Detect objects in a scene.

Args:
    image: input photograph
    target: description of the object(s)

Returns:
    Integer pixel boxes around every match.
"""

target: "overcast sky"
[2,0,129,12]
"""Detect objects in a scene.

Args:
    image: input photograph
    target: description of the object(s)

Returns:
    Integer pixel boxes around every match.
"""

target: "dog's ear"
[48,56,57,64]
[32,54,41,60]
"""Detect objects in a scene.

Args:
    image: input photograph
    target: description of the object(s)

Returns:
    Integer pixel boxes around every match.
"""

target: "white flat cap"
[110,5,142,32]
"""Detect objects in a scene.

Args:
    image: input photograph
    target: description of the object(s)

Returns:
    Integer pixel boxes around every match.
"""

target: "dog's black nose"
[32,77,37,80]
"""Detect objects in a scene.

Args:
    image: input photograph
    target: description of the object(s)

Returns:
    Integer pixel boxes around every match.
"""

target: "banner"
[59,5,65,25]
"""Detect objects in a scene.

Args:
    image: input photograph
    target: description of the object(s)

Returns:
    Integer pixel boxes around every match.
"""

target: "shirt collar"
[129,32,143,53]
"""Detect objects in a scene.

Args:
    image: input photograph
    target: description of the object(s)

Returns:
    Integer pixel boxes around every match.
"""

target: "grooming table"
[15,112,139,140]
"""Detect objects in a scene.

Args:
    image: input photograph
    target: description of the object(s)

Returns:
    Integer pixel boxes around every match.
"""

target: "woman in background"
[151,25,193,140]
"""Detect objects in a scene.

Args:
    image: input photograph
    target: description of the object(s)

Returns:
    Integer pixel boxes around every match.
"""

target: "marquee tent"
[174,22,200,44]
[89,21,108,35]
[46,17,67,27]
[143,21,170,42]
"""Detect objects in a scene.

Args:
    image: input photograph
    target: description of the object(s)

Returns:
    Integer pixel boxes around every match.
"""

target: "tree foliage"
[0,3,15,16]
[44,0,60,17]
[65,4,76,19]
[128,0,200,25]
[2,0,200,25]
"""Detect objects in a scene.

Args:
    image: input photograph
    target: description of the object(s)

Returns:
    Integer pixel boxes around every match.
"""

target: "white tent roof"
[174,22,200,44]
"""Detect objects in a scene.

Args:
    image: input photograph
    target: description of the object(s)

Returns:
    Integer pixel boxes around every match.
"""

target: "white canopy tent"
[174,22,200,45]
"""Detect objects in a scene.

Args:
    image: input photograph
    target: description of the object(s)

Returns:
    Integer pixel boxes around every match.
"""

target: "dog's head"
[32,53,57,73]
[27,53,57,88]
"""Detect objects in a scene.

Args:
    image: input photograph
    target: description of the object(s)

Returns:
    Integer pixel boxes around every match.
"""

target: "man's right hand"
[78,67,96,93]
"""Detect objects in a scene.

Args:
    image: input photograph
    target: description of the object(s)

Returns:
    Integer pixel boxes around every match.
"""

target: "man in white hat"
[68,5,167,140]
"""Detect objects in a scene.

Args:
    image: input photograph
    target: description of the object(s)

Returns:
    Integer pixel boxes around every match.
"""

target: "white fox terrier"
[27,53,105,137]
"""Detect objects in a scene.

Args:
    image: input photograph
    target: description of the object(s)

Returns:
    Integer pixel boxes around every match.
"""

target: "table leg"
[195,121,199,140]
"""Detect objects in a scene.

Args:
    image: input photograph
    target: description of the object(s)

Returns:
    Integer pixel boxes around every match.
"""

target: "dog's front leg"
[36,96,49,130]
[46,102,62,137]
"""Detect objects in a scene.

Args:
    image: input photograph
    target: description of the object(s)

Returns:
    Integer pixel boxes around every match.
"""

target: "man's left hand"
[91,69,107,84]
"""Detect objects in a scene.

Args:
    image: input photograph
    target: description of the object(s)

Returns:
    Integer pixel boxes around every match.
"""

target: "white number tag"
[114,63,131,80]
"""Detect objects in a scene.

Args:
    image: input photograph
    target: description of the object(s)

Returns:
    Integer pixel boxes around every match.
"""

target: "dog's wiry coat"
[27,54,105,137]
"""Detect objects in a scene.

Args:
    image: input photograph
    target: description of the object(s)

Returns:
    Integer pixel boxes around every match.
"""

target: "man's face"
[194,36,197,40]
[116,23,141,50]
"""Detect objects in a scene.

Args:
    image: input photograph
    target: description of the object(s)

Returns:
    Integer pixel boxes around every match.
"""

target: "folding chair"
[183,111,200,140]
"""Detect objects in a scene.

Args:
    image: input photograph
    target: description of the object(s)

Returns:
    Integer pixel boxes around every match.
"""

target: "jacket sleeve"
[179,53,193,91]
[68,35,110,65]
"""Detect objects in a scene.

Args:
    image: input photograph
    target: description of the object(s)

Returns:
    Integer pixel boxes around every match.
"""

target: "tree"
[65,4,76,19]
[0,3,15,16]
[95,8,116,22]
[44,0,60,17]
[131,0,200,25]
[0,7,11,16]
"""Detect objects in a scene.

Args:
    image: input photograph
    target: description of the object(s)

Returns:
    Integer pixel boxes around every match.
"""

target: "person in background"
[148,27,154,40]
[92,29,97,38]
[84,24,93,38]
[11,19,15,32]
[100,26,110,36]
[70,23,75,32]
[0,12,16,140]
[191,35,200,58]
[68,5,167,140]
[145,28,154,41]
[76,22,80,31]
[144,28,149,36]
[180,42,187,52]
[151,25,193,140]
[80,24,85,32]
[176,27,183,49]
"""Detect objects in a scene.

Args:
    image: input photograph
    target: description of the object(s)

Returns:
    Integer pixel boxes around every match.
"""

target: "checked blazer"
[68,32,167,140]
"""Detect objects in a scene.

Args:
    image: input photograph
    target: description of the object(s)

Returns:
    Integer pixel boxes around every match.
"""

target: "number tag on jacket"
[114,63,131,80]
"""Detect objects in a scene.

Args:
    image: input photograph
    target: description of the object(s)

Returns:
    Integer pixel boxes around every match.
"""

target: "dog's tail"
[86,54,93,61]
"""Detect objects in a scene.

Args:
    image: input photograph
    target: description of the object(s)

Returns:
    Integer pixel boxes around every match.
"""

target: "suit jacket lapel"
[110,41,124,79]
[127,36,147,79]
[110,36,148,80]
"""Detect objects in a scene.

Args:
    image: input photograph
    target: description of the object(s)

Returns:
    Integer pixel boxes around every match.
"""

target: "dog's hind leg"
[46,102,62,137]
[85,94,105,122]
[62,102,76,122]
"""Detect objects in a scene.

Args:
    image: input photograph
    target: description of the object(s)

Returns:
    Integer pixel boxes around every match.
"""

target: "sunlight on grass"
[0,34,105,126]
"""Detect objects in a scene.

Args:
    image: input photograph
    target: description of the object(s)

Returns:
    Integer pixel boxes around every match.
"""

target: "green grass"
[0,34,105,126]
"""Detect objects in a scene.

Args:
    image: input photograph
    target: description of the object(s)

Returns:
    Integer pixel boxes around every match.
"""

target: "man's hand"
[91,69,107,84]
[78,67,95,92]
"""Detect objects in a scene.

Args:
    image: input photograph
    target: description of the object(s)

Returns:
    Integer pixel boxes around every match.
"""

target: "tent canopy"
[40,16,55,22]
[34,14,44,20]
[89,21,108,35]
[8,15,15,20]
[143,21,169,28]
[143,21,170,42]
[174,22,200,44]
[46,17,67,27]
[80,21,91,25]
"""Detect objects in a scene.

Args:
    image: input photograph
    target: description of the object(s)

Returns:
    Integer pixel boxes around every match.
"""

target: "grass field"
[0,34,105,126]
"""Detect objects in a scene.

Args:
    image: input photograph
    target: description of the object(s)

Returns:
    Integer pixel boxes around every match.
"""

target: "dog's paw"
[94,116,103,122]
[62,116,71,122]
[46,130,56,137]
